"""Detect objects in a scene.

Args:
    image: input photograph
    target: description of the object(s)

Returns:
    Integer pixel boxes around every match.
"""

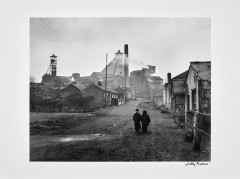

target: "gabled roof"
[107,87,118,94]
[87,83,118,94]
[90,72,102,78]
[60,83,85,92]
[72,83,86,91]
[190,61,211,81]
[172,70,188,80]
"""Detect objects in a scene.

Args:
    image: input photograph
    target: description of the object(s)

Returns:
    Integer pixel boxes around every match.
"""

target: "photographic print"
[30,18,211,161]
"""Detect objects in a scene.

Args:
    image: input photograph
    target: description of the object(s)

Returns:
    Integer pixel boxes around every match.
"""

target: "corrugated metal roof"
[190,61,211,81]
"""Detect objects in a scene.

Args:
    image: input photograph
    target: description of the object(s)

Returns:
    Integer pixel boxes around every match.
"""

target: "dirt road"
[30,100,210,161]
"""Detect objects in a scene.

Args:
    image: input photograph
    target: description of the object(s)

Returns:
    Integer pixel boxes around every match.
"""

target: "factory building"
[130,67,163,99]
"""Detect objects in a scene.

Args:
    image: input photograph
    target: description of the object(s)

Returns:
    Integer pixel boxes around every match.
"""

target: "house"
[163,71,188,112]
[185,61,211,113]
[30,83,61,112]
[184,61,211,150]
[170,70,188,112]
[82,83,118,111]
[60,82,85,98]
[58,82,86,112]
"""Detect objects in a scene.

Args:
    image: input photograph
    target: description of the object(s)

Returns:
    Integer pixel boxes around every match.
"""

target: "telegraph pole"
[105,53,108,108]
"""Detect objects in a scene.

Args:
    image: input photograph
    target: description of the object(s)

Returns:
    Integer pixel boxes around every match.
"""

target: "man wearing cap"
[133,109,141,133]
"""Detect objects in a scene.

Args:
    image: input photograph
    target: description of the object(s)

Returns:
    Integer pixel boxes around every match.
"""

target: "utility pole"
[105,53,108,108]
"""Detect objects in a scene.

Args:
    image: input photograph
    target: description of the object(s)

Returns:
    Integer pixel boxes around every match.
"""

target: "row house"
[82,83,118,111]
[60,82,85,98]
[184,61,211,150]
[163,71,188,112]
[171,71,188,112]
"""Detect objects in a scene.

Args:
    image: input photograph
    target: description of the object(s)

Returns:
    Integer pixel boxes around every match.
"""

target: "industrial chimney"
[124,44,129,78]
[97,81,102,86]
[124,44,128,57]
[167,73,171,83]
[72,73,80,79]
[124,44,129,102]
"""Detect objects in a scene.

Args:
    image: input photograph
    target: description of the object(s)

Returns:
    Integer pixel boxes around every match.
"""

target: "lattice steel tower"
[46,54,57,76]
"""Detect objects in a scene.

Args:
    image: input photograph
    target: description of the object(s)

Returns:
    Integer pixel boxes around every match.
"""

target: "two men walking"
[133,109,151,134]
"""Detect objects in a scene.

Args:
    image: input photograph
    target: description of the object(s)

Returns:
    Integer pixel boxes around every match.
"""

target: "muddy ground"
[30,100,210,161]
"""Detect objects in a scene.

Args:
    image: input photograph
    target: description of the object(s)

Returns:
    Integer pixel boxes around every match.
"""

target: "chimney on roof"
[142,68,147,81]
[97,81,102,86]
[167,73,171,83]
[72,73,80,79]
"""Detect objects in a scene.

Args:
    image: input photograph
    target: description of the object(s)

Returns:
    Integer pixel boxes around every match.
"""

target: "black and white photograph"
[1,0,240,178]
[30,17,211,161]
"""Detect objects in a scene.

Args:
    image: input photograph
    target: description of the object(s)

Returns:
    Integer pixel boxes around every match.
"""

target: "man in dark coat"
[140,110,151,133]
[133,109,141,133]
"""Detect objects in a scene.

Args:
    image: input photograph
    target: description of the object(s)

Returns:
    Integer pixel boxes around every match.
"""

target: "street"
[30,99,210,161]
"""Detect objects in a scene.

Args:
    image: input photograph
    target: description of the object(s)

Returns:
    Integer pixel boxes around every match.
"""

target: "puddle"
[59,134,107,142]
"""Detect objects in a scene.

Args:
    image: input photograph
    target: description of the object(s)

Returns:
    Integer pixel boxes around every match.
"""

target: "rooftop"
[115,50,123,55]
[190,61,211,81]
[172,70,188,80]
[50,54,57,58]
[72,83,86,91]
[91,83,118,94]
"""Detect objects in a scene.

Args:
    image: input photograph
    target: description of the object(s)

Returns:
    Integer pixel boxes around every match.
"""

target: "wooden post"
[105,53,107,108]
[185,111,194,142]
[193,113,203,150]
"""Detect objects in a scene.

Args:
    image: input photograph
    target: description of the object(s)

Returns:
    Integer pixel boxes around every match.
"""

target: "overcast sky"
[30,18,211,82]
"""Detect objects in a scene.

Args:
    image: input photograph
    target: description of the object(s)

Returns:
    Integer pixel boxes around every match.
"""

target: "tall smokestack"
[167,73,171,83]
[124,44,128,57]
[124,44,129,103]
[124,44,129,77]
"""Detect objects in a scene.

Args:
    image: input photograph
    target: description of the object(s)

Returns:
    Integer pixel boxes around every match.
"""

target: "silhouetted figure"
[140,110,151,133]
[133,109,141,133]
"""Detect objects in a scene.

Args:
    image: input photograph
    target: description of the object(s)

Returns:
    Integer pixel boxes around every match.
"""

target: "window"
[187,95,190,110]
[194,75,197,83]
[192,89,196,110]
